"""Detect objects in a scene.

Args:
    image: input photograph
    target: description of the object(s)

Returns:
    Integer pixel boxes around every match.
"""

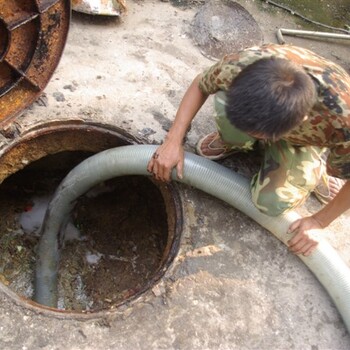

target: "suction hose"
[35,145,350,332]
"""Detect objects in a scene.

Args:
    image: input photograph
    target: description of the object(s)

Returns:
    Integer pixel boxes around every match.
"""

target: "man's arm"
[147,74,209,182]
[288,180,350,256]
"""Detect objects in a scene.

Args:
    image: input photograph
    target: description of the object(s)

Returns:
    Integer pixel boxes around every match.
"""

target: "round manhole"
[0,0,70,126]
[0,122,182,317]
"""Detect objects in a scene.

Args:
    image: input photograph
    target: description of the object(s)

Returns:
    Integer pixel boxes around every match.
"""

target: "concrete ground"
[0,0,350,349]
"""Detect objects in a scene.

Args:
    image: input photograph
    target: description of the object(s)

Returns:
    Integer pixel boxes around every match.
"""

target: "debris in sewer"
[0,164,168,311]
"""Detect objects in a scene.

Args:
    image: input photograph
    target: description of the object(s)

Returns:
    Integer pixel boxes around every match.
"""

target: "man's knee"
[251,189,307,217]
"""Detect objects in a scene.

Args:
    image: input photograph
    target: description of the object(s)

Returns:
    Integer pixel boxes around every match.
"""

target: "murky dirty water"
[0,152,168,311]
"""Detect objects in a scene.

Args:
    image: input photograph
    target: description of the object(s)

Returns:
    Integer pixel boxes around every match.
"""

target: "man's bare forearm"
[166,74,209,144]
[313,180,350,228]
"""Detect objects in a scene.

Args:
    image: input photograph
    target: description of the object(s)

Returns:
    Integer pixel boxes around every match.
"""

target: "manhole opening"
[0,124,182,315]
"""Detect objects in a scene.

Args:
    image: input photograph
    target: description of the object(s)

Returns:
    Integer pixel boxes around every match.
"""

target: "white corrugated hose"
[34,145,350,332]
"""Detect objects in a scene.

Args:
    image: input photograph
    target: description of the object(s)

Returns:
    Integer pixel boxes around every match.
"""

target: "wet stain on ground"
[259,0,350,30]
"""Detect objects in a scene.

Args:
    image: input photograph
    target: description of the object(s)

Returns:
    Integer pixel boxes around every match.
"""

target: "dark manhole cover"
[191,0,263,60]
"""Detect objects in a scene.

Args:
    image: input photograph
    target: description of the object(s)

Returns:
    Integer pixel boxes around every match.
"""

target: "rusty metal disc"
[191,0,263,60]
[0,0,71,128]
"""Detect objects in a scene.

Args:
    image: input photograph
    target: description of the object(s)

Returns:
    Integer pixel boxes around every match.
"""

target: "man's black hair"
[225,57,317,139]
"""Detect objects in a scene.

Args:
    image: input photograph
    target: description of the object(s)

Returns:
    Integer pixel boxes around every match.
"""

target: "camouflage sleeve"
[198,54,243,95]
[197,47,272,95]
[327,142,350,179]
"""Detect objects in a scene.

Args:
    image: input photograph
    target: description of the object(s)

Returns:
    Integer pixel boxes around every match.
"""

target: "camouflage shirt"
[199,44,350,179]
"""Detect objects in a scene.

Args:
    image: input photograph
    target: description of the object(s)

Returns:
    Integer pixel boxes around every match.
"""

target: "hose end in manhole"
[0,122,182,318]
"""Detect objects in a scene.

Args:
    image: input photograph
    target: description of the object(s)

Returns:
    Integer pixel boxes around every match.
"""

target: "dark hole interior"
[0,151,169,311]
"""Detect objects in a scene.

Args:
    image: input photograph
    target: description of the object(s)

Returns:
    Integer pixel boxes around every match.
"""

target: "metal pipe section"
[277,28,350,44]
[35,145,350,332]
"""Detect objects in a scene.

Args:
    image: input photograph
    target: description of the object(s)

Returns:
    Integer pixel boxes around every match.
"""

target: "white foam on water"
[18,194,81,241]
[19,195,51,235]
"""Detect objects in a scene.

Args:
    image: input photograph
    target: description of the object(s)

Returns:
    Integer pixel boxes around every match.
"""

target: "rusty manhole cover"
[191,0,263,60]
[0,0,70,128]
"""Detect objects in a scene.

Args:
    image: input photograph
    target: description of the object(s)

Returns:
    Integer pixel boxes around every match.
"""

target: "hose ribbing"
[34,145,350,332]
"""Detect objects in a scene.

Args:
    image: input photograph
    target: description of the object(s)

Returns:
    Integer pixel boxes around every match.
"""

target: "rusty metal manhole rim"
[0,121,183,319]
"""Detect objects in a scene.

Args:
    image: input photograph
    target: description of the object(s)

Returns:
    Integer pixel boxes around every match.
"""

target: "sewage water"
[0,151,169,311]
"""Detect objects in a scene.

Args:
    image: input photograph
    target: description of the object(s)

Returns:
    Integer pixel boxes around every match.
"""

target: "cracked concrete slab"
[0,0,349,349]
